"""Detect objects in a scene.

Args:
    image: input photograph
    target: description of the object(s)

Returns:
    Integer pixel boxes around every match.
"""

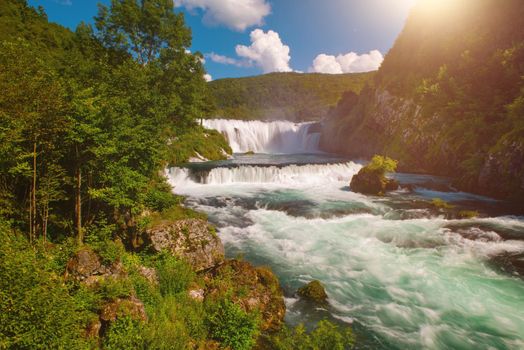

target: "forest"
[0,1,353,349]
[320,0,524,204]
[208,72,372,121]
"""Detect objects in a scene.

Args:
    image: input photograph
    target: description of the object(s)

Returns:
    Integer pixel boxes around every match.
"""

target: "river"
[169,119,524,350]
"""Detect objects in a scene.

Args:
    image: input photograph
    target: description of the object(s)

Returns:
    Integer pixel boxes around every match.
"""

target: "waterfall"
[202,119,321,154]
[167,162,361,187]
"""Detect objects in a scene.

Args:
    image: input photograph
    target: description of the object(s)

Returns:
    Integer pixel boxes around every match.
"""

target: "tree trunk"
[31,141,37,243]
[75,144,83,244]
[75,165,82,244]
[43,202,48,244]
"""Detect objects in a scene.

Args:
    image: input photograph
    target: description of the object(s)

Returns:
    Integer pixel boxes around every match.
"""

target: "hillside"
[207,72,373,121]
[320,0,524,203]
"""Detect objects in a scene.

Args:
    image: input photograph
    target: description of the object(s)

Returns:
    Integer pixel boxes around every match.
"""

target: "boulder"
[385,178,400,191]
[350,168,385,195]
[205,260,286,332]
[297,280,328,304]
[65,247,127,286]
[145,219,224,271]
[350,168,398,195]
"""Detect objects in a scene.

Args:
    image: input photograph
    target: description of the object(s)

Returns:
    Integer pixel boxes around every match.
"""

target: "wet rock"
[205,260,286,332]
[350,169,398,195]
[350,168,384,195]
[145,219,225,271]
[297,280,328,304]
[385,178,400,191]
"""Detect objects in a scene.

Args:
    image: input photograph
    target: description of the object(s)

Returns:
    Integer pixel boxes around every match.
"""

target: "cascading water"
[168,162,361,187]
[167,119,524,349]
[202,119,321,154]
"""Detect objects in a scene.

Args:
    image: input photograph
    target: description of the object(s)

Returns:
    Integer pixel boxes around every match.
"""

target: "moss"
[145,204,206,229]
[431,198,454,210]
[458,210,479,219]
[297,280,328,304]
[166,127,232,165]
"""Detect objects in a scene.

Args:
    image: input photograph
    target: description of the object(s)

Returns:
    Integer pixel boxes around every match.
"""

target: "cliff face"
[320,0,524,203]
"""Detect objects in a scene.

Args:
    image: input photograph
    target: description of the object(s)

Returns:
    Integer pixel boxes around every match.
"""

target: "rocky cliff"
[320,0,524,205]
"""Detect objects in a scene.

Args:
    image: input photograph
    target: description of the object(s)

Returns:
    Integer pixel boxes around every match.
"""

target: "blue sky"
[28,0,417,80]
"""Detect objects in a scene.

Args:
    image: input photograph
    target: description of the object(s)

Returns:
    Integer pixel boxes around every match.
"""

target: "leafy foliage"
[208,72,373,121]
[0,0,227,245]
[322,0,524,201]
[366,155,398,175]
[103,316,145,350]
[0,222,92,349]
[206,298,260,350]
[264,321,355,350]
[155,253,195,297]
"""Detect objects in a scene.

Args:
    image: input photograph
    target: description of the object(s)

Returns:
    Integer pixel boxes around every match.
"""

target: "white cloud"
[235,29,292,73]
[309,50,384,74]
[204,73,213,82]
[173,0,270,31]
[207,52,244,66]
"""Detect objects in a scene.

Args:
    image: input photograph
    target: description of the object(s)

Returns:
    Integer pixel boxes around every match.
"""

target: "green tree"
[0,41,69,242]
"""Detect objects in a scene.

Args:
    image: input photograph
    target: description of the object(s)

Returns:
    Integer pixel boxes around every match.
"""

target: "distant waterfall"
[202,119,321,154]
[167,162,361,187]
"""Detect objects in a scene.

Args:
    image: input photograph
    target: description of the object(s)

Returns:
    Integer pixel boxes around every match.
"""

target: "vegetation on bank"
[321,0,524,202]
[207,72,373,121]
[0,1,354,348]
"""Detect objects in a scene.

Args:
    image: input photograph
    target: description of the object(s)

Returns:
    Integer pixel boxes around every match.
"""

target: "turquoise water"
[169,154,524,349]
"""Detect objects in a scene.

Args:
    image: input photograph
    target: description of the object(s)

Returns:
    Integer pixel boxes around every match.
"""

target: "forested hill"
[207,72,373,121]
[320,0,524,203]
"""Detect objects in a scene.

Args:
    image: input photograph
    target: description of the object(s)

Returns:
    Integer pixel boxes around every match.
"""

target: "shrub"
[97,277,134,301]
[143,294,206,349]
[366,155,398,175]
[144,180,179,212]
[95,239,126,265]
[310,320,355,350]
[156,254,195,296]
[0,223,91,349]
[206,299,260,350]
[264,320,355,350]
[103,316,145,350]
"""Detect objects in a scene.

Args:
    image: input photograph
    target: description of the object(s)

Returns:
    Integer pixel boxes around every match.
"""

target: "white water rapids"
[168,162,361,187]
[168,120,524,349]
[202,119,321,154]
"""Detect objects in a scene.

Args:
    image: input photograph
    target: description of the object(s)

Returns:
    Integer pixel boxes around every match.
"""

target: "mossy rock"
[385,178,400,191]
[297,280,328,304]
[458,210,479,219]
[350,155,399,195]
[350,168,385,195]
[431,198,454,210]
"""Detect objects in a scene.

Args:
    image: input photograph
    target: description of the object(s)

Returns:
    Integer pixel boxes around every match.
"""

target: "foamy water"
[202,119,321,154]
[167,159,524,349]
